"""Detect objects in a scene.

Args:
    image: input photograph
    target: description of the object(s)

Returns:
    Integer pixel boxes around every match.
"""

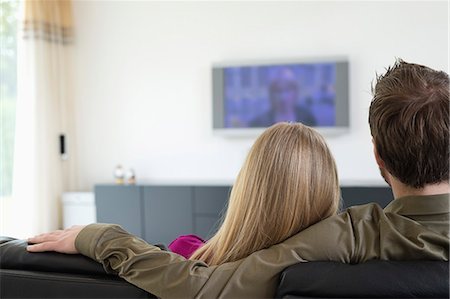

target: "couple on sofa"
[25,60,449,298]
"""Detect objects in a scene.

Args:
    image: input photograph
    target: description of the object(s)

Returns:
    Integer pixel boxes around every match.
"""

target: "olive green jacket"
[76,194,449,298]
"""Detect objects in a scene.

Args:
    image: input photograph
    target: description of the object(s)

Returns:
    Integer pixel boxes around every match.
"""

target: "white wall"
[71,1,449,190]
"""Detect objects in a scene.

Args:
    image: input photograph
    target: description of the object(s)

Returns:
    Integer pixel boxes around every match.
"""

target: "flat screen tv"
[212,57,349,135]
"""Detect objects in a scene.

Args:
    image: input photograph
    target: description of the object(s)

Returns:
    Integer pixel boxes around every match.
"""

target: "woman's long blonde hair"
[190,123,340,265]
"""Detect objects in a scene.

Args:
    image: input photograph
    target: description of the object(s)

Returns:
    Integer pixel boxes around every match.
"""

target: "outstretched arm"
[27,224,215,298]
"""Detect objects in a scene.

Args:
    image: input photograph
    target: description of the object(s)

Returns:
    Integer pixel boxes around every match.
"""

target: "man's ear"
[372,139,385,168]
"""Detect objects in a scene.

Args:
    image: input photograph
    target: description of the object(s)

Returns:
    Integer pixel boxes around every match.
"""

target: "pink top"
[168,234,205,259]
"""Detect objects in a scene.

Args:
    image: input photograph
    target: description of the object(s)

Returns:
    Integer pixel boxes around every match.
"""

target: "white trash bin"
[62,192,96,229]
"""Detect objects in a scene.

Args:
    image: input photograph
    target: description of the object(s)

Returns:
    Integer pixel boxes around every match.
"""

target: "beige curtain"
[23,0,73,43]
[4,0,76,238]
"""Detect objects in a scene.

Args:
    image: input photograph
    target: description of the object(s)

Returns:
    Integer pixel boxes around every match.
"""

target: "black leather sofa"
[1,237,449,298]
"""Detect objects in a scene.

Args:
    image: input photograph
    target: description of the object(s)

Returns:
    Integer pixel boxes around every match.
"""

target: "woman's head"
[191,122,340,265]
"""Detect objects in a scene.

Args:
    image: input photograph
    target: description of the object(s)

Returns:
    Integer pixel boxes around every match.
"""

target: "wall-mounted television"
[212,57,349,135]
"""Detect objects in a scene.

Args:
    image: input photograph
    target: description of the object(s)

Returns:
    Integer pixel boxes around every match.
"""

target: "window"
[0,0,19,197]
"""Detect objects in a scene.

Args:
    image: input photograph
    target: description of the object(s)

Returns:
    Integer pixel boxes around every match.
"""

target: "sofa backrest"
[2,237,449,298]
[276,260,450,299]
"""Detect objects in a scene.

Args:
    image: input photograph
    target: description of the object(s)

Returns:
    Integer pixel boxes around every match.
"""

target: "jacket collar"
[384,193,450,216]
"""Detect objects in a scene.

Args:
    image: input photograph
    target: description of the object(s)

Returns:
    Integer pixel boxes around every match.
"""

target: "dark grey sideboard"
[95,184,392,245]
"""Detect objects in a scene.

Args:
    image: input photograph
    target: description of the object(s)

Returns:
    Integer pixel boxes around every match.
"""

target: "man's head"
[369,59,449,189]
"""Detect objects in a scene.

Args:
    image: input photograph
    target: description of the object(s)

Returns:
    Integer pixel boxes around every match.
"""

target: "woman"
[188,122,340,265]
[27,122,341,297]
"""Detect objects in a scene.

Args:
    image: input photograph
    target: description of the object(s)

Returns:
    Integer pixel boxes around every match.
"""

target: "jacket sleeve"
[269,203,386,264]
[75,223,215,298]
[280,202,444,263]
[73,205,386,298]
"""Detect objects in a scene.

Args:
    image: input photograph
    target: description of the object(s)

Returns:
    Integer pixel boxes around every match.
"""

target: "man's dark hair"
[369,59,449,188]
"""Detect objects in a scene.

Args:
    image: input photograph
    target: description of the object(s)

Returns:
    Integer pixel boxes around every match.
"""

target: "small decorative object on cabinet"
[114,165,125,184]
[126,168,136,185]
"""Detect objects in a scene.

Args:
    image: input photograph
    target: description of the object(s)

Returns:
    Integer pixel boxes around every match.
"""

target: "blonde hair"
[190,122,340,265]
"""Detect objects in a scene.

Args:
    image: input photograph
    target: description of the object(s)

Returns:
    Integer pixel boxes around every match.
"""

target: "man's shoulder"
[344,202,384,213]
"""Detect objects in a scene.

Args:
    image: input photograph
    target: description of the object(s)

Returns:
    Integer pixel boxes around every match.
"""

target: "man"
[27,60,449,298]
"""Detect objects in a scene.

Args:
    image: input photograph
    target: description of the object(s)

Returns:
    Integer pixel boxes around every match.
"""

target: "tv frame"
[212,56,350,136]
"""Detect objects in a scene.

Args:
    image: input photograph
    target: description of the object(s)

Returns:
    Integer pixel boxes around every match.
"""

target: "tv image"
[213,58,349,134]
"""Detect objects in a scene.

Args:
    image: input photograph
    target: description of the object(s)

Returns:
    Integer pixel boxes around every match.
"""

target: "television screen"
[213,59,349,133]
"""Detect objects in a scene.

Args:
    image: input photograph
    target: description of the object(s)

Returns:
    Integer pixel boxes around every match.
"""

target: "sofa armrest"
[0,237,156,298]
[0,237,107,275]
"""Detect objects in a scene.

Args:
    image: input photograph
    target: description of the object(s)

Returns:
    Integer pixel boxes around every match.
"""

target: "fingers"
[26,241,58,252]
[26,226,84,254]
[28,231,62,244]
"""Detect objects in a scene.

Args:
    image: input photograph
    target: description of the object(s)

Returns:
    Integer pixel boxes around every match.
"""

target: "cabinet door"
[340,187,392,209]
[143,186,193,245]
[194,215,223,240]
[193,186,230,239]
[95,185,143,238]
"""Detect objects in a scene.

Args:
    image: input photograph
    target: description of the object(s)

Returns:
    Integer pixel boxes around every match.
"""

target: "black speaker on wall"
[59,134,67,160]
